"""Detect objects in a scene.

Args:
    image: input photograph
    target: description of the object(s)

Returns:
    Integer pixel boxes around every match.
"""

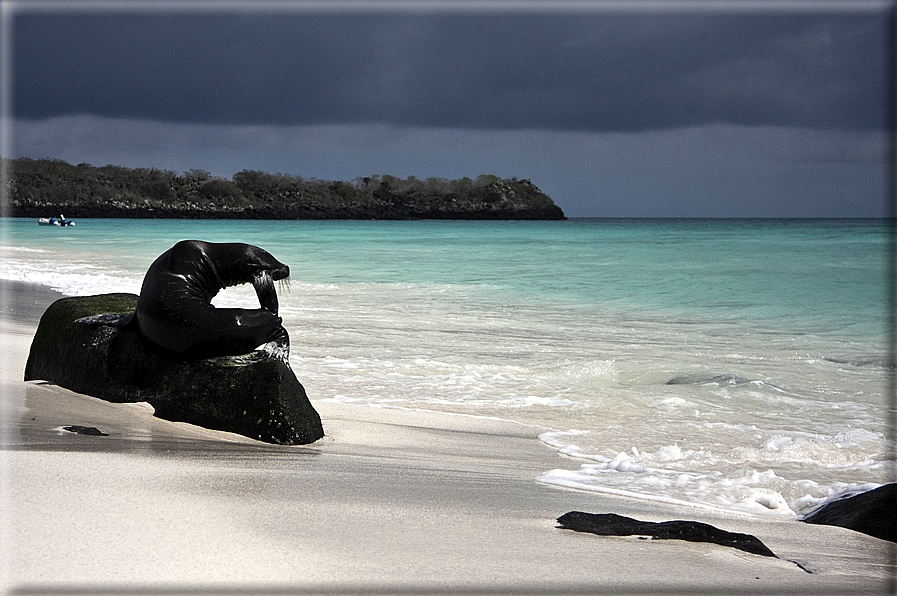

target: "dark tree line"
[5,158,565,220]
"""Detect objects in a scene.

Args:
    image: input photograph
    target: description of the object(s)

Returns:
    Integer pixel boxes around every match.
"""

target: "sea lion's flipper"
[174,308,284,359]
[251,270,278,314]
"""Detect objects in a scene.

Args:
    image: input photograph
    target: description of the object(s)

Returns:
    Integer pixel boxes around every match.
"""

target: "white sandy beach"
[0,283,894,595]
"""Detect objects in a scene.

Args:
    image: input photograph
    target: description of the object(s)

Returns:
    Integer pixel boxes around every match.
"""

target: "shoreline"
[0,279,64,326]
[1,280,893,593]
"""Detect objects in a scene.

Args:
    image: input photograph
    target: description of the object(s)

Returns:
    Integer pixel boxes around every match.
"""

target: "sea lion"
[135,240,290,359]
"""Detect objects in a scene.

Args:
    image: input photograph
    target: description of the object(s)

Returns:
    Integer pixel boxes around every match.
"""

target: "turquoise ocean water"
[1,217,891,517]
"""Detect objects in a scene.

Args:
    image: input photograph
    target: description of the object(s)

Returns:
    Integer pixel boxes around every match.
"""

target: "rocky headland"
[6,158,566,220]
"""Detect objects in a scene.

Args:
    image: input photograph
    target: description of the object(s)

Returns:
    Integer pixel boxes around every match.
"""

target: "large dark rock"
[801,483,897,543]
[24,293,324,445]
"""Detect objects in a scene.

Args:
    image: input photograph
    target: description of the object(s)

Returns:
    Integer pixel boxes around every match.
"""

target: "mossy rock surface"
[24,294,323,445]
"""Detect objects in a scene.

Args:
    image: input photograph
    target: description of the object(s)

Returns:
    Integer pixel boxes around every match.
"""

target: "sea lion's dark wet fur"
[136,240,290,359]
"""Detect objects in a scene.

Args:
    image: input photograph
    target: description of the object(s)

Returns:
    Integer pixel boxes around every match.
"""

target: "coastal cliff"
[5,158,565,220]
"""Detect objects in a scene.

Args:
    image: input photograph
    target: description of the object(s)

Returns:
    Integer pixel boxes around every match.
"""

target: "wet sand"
[0,281,893,594]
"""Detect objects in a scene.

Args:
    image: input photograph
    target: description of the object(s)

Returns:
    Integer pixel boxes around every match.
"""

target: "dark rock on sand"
[24,293,324,445]
[801,483,897,543]
[557,512,778,558]
[63,425,109,436]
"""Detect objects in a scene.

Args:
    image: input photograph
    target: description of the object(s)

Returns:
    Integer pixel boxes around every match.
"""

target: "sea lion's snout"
[271,264,290,281]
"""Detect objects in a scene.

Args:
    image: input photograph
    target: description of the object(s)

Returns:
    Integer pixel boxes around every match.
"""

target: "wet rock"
[801,483,897,543]
[24,294,324,445]
[63,425,108,436]
[557,512,778,557]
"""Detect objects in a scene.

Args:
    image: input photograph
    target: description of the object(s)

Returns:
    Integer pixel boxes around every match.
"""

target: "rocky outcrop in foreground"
[24,294,324,445]
[801,483,896,543]
[557,512,778,557]
[8,158,566,220]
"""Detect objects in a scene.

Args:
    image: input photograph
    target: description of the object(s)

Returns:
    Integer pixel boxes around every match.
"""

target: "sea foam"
[0,256,141,296]
[537,428,887,517]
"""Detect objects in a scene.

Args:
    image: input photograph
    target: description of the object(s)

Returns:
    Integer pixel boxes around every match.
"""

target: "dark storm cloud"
[13,9,886,132]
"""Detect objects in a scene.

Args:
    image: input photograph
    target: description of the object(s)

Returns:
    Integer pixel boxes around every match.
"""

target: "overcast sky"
[4,1,892,217]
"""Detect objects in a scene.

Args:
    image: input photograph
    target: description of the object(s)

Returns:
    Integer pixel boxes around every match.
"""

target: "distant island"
[5,158,566,220]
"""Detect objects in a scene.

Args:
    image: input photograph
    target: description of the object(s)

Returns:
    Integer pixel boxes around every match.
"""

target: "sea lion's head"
[238,244,290,282]
[199,241,290,314]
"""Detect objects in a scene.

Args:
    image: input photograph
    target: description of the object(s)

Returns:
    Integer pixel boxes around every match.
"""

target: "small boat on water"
[38,215,75,227]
